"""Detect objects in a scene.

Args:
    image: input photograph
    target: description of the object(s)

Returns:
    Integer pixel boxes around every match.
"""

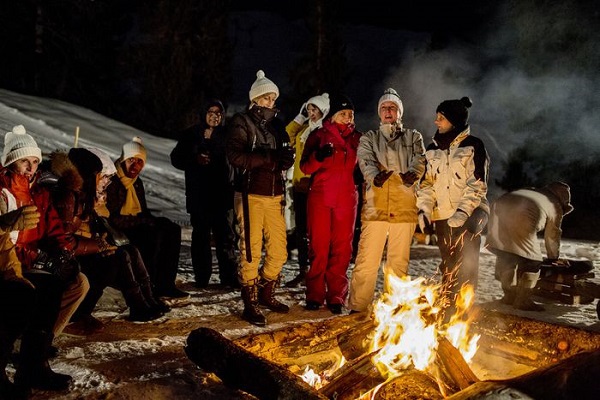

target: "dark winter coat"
[105,173,154,230]
[226,105,293,196]
[170,123,233,213]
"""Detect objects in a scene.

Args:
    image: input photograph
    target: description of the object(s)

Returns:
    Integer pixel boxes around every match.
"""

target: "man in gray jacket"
[347,88,426,313]
[486,182,574,311]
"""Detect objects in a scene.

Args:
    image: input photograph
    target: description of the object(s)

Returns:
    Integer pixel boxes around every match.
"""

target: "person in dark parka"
[170,99,238,289]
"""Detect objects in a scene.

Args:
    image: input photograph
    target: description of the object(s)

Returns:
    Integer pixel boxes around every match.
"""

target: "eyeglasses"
[207,110,223,117]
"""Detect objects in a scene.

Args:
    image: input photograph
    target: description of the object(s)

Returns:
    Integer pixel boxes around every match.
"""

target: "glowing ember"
[299,354,346,389]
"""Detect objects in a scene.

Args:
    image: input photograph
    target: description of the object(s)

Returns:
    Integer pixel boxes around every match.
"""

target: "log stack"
[186,308,600,399]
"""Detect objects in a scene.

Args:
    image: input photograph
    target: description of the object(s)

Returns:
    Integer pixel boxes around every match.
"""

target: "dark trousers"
[1,274,62,338]
[435,219,481,303]
[292,189,309,268]
[190,208,238,286]
[74,244,151,319]
[124,217,182,292]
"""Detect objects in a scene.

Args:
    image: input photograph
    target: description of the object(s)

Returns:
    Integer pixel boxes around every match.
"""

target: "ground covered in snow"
[12,229,600,400]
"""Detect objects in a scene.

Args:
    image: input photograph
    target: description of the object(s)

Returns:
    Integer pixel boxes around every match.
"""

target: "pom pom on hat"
[328,94,354,118]
[436,96,473,129]
[307,92,330,116]
[2,125,42,166]
[68,147,103,180]
[249,70,279,102]
[378,88,404,120]
[121,136,147,164]
[87,147,117,176]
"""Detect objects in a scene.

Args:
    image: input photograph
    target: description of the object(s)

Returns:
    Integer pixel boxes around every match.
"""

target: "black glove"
[400,171,419,186]
[373,170,394,188]
[278,145,295,169]
[315,143,334,162]
[418,211,434,235]
[34,249,81,285]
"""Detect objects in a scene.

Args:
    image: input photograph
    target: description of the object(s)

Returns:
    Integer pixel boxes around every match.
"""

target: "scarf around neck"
[115,160,142,216]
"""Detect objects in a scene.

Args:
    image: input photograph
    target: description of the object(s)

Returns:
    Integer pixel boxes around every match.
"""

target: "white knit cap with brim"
[2,125,42,166]
[249,70,279,102]
[378,88,404,120]
[121,136,147,164]
[87,147,117,176]
[307,92,330,117]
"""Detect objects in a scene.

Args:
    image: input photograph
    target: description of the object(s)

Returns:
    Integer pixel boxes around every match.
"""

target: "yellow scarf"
[115,160,142,216]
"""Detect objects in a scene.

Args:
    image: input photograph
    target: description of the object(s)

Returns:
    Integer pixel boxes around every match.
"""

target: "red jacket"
[300,120,361,208]
[0,168,73,269]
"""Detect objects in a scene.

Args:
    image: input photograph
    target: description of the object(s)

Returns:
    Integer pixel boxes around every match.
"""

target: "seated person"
[105,137,188,298]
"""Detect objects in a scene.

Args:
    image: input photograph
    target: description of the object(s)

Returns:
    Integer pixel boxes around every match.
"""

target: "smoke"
[377,0,600,189]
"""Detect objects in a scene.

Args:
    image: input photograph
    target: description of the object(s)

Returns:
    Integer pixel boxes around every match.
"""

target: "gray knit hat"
[2,125,42,166]
[248,70,279,102]
[378,88,404,119]
[307,92,330,116]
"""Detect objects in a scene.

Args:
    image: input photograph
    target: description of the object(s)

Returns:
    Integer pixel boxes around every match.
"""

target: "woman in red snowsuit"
[300,94,361,314]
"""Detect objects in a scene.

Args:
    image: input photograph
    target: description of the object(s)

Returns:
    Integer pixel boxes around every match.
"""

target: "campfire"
[185,275,600,399]
[296,275,481,398]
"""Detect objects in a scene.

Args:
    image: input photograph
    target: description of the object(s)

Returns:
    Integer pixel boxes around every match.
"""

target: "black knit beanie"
[328,94,354,118]
[436,96,473,129]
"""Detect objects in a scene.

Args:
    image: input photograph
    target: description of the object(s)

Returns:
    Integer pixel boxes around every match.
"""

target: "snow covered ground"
[1,88,599,399]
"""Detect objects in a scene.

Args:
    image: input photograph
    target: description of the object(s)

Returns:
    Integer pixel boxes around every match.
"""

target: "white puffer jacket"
[417,127,489,221]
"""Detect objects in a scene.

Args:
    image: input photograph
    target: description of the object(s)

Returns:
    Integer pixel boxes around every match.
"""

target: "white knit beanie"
[2,125,42,166]
[248,70,279,102]
[378,88,404,120]
[307,92,330,117]
[121,136,147,164]
[87,147,117,176]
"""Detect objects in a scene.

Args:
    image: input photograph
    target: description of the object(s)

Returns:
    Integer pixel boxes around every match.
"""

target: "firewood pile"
[185,309,600,399]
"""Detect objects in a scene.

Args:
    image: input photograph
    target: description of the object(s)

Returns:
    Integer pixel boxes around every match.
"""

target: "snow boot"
[513,272,545,312]
[285,265,307,288]
[124,285,164,322]
[499,269,517,305]
[259,277,289,313]
[241,280,266,326]
[140,278,171,314]
[14,331,72,391]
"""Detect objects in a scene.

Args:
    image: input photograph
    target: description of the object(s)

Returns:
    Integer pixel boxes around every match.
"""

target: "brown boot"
[241,280,266,326]
[259,277,289,313]
[513,272,544,312]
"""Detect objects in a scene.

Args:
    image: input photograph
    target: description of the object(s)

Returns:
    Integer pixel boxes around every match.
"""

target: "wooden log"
[318,349,385,400]
[233,313,367,362]
[475,335,541,366]
[185,327,327,400]
[374,370,444,400]
[433,336,480,395]
[447,348,600,399]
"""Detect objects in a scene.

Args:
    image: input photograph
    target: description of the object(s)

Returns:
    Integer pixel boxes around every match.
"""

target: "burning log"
[318,349,386,399]
[434,336,480,393]
[447,348,600,399]
[185,327,327,400]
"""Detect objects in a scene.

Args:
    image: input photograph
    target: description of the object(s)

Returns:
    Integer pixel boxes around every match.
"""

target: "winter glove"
[196,152,211,165]
[0,205,40,232]
[278,145,296,169]
[400,171,419,186]
[315,143,334,162]
[447,209,469,228]
[373,170,394,188]
[293,102,308,125]
[33,249,81,285]
[463,207,489,235]
[418,211,434,235]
